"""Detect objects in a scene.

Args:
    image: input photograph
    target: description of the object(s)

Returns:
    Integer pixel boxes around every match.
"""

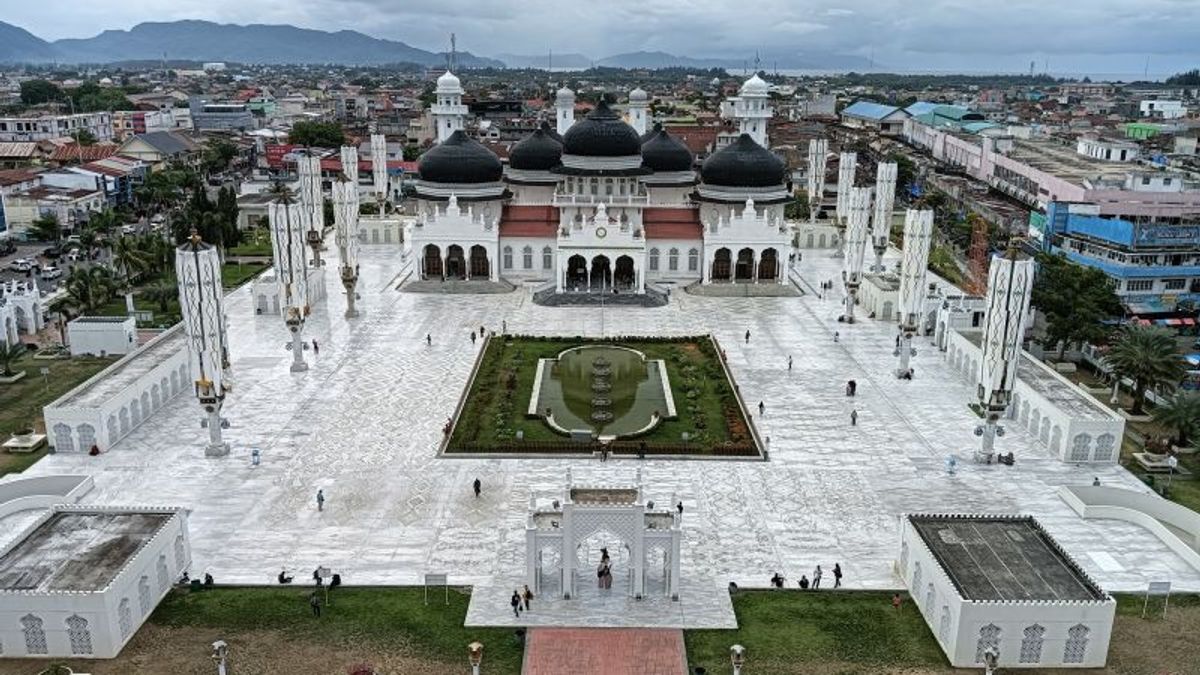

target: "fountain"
[534,345,674,437]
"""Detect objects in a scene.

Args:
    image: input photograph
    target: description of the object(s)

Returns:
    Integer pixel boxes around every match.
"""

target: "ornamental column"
[268,188,310,373]
[370,133,388,211]
[974,247,1034,462]
[807,138,828,225]
[841,187,871,323]
[332,174,361,318]
[834,152,857,257]
[896,209,933,377]
[176,231,232,457]
[871,162,898,272]
[296,153,325,267]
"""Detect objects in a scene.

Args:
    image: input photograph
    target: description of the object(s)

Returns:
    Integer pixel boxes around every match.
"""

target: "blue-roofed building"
[904,101,939,117]
[839,100,911,136]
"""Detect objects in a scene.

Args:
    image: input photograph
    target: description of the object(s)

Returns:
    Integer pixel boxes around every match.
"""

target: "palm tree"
[29,213,62,244]
[1106,325,1187,415]
[0,342,26,377]
[142,280,177,315]
[57,266,118,316]
[1152,391,1200,446]
[86,208,121,238]
[111,236,152,286]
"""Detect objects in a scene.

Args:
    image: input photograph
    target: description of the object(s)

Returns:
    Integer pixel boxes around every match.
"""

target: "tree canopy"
[1107,325,1186,415]
[288,120,345,148]
[1031,252,1123,359]
[19,79,63,105]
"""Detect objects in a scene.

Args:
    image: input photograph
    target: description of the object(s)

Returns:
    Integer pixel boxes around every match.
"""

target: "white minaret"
[269,190,310,373]
[806,138,828,224]
[628,87,649,136]
[975,249,1034,462]
[332,175,361,319]
[431,71,468,143]
[340,144,359,186]
[555,86,576,136]
[370,133,388,207]
[833,151,857,257]
[896,209,933,377]
[871,162,898,272]
[176,232,232,457]
[734,74,772,147]
[841,186,872,323]
[296,153,324,266]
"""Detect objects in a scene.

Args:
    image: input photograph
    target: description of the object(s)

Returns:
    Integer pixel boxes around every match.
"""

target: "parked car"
[7,258,32,272]
[66,248,82,262]
[41,246,62,259]
[40,265,63,280]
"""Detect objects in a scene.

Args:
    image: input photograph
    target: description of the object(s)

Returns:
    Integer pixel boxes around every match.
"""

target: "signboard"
[264,143,298,168]
[1143,580,1172,618]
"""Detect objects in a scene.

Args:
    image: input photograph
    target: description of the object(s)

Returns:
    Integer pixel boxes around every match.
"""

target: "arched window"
[1019,624,1045,664]
[522,245,533,269]
[66,614,93,655]
[649,248,660,271]
[1063,624,1090,664]
[1070,433,1092,461]
[975,624,1001,664]
[542,246,553,270]
[118,598,133,639]
[502,246,513,269]
[156,554,169,593]
[138,576,152,616]
[688,248,699,272]
[938,606,950,644]
[21,615,46,655]
[668,248,679,271]
[1094,433,1116,462]
[924,583,935,616]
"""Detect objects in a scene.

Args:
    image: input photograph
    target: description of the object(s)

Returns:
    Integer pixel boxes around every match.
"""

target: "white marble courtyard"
[7,245,1200,628]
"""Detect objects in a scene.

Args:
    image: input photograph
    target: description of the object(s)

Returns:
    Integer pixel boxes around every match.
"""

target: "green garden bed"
[446,335,757,456]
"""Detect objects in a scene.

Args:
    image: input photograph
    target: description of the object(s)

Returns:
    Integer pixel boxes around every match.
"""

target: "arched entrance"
[576,529,631,595]
[758,248,778,281]
[614,255,635,289]
[712,248,732,281]
[590,255,611,291]
[735,248,755,281]
[446,245,466,280]
[567,255,587,290]
[423,244,443,279]
[469,245,489,279]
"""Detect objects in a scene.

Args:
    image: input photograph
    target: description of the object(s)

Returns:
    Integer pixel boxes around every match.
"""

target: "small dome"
[509,124,563,171]
[556,85,575,100]
[641,124,693,173]
[740,74,769,96]
[629,87,648,102]
[436,70,462,93]
[418,130,502,184]
[700,134,786,188]
[562,100,642,157]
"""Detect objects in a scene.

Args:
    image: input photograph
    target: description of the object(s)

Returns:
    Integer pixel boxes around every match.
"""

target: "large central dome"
[562,100,642,157]
[508,123,562,171]
[418,130,503,184]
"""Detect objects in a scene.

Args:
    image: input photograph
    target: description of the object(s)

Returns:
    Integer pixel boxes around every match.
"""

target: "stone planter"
[0,370,27,384]
[1119,409,1153,422]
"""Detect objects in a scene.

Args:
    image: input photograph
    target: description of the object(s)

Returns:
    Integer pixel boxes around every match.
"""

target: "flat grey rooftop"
[910,514,1106,602]
[963,331,1111,419]
[0,511,171,592]
[54,328,185,408]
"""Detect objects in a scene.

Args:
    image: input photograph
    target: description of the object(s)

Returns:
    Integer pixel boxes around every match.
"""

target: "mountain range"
[0,20,871,71]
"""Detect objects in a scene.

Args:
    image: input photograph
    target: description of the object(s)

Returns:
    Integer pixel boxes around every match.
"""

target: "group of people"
[770,563,843,590]
[597,548,614,589]
[510,585,534,616]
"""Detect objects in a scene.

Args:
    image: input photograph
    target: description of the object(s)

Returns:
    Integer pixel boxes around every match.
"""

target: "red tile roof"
[499,205,558,237]
[49,144,119,162]
[662,125,721,155]
[643,208,702,239]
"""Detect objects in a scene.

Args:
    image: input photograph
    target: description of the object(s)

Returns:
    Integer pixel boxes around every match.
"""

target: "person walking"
[502,320,507,334]
[479,324,486,338]
[470,330,477,346]
[316,489,325,512]
[676,501,684,517]
[758,401,765,416]
[850,409,858,426]
[833,331,839,342]
[833,563,843,588]
[812,565,823,589]
[312,339,319,356]
[892,593,903,610]
[788,355,793,372]
[426,333,432,346]
[745,329,751,344]
[522,585,533,611]
[309,592,321,617]
[510,590,522,617]
[473,478,481,498]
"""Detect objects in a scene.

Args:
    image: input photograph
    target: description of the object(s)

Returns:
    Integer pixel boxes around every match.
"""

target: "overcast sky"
[5,0,1200,76]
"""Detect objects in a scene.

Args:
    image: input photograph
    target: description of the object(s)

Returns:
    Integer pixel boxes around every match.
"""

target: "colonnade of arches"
[420,243,493,281]
[704,246,781,283]
[51,362,188,453]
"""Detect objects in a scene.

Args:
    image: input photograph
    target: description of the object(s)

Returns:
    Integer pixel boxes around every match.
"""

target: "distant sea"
[538,66,1170,82]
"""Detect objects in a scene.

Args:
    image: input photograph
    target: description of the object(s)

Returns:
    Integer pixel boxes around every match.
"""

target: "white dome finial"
[437,70,463,94]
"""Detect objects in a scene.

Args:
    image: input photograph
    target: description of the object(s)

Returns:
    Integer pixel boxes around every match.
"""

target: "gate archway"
[423,244,443,279]
[590,255,612,291]
[614,255,635,289]
[469,245,489,279]
[735,248,755,281]
[758,248,778,280]
[567,255,587,290]
[446,245,466,280]
[712,248,732,281]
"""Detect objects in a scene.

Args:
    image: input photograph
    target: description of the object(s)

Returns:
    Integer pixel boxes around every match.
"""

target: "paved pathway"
[522,628,685,675]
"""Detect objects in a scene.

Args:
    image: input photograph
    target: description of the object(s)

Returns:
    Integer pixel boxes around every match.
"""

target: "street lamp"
[210,640,229,675]
[468,641,484,675]
[730,644,746,675]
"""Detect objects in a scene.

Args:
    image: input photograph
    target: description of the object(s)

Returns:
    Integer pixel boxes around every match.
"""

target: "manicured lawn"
[0,355,114,476]
[221,260,269,288]
[228,227,273,256]
[685,590,947,674]
[447,335,756,455]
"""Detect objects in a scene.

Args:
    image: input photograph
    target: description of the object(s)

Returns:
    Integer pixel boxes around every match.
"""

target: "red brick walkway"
[523,628,686,675]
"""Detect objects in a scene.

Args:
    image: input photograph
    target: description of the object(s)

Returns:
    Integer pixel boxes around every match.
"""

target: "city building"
[110,110,175,142]
[0,112,114,144]
[187,97,255,132]
[1140,100,1187,120]
[840,101,911,136]
[118,131,199,169]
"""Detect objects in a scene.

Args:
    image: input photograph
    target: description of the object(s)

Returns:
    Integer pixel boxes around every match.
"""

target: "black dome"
[562,100,642,157]
[418,130,503,184]
[700,134,786,188]
[641,125,693,172]
[509,124,562,171]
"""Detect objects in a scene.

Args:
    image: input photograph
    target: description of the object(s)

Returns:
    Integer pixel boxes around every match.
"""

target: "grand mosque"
[410,71,793,294]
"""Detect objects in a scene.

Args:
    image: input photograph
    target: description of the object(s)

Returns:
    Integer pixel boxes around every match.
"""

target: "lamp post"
[468,641,484,675]
[870,162,897,273]
[840,186,871,324]
[332,173,361,318]
[177,230,232,457]
[210,639,229,675]
[895,209,933,377]
[268,187,310,373]
[974,245,1033,463]
[730,644,745,675]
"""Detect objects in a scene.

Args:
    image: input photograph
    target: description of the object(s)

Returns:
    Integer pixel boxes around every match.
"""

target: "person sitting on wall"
[203,573,214,587]
[770,572,785,588]
[177,571,190,586]
[278,568,294,584]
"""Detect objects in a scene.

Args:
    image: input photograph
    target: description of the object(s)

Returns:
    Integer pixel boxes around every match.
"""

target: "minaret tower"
[733,74,772,147]
[896,209,933,377]
[555,86,576,136]
[974,247,1034,462]
[628,87,649,136]
[176,231,232,457]
[431,71,468,143]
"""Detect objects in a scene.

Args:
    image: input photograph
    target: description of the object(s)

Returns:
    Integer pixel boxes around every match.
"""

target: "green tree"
[52,266,118,317]
[141,280,177,315]
[202,139,239,175]
[111,235,152,286]
[0,342,26,377]
[74,129,97,146]
[19,79,63,105]
[1031,253,1123,360]
[69,82,133,113]
[1152,391,1200,446]
[785,189,810,220]
[288,120,346,147]
[1106,325,1186,415]
[28,214,62,243]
